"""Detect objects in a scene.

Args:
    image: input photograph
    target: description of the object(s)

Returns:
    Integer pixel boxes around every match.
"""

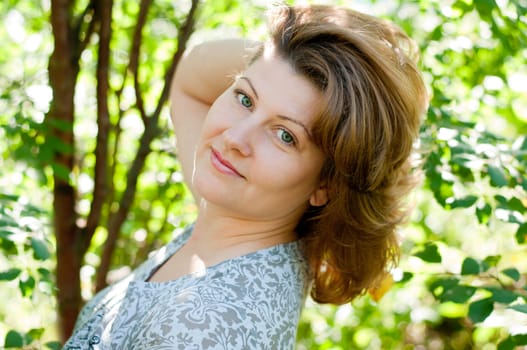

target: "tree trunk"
[48,0,82,342]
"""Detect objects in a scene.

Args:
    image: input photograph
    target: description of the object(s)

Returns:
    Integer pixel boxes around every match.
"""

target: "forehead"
[242,50,323,127]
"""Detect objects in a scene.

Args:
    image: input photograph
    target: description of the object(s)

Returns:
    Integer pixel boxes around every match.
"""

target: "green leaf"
[508,304,527,314]
[487,164,508,187]
[485,287,518,304]
[27,328,44,341]
[461,257,480,275]
[498,336,516,350]
[502,267,521,281]
[521,176,527,192]
[0,268,22,281]
[430,278,459,298]
[483,255,501,268]
[19,276,36,297]
[476,202,492,224]
[0,218,17,229]
[474,0,497,17]
[0,238,17,255]
[452,0,474,13]
[506,197,526,213]
[513,333,527,345]
[414,243,442,263]
[480,259,490,272]
[439,285,476,303]
[4,330,24,348]
[0,193,19,201]
[450,195,478,209]
[397,272,413,283]
[45,341,63,350]
[30,237,51,260]
[0,229,14,239]
[38,267,52,281]
[468,298,494,323]
[516,223,527,244]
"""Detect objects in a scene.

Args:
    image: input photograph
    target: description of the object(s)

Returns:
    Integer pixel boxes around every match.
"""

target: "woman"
[63,4,427,349]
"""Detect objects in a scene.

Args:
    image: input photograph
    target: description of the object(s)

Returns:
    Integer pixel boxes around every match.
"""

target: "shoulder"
[71,226,193,330]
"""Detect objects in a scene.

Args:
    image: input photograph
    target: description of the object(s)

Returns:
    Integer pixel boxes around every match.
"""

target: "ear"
[309,184,328,207]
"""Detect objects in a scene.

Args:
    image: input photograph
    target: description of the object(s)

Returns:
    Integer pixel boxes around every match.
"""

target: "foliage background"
[0,0,526,349]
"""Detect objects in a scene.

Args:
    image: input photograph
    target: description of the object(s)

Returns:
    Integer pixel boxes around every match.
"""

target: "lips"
[210,147,244,178]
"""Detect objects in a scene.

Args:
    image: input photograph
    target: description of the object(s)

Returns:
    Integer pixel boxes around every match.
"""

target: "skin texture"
[192,49,328,222]
[155,46,328,282]
[169,39,256,197]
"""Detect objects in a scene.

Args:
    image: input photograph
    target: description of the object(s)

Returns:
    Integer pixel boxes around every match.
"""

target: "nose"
[222,119,254,157]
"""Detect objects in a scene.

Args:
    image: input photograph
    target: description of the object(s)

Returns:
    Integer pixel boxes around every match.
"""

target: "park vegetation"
[0,0,526,348]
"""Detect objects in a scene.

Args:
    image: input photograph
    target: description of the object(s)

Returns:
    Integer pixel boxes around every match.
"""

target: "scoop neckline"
[138,226,304,287]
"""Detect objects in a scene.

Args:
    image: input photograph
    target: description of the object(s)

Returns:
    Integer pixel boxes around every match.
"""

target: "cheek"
[200,102,229,139]
[255,155,321,191]
[201,95,239,138]
[285,157,324,192]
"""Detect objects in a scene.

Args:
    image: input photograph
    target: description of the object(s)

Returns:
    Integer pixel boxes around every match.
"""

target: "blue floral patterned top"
[62,225,311,349]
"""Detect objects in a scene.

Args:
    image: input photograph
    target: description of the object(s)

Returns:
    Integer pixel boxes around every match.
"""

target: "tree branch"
[108,106,123,206]
[155,0,200,119]
[95,118,154,291]
[73,0,98,55]
[129,0,153,124]
[83,0,113,249]
[95,0,200,292]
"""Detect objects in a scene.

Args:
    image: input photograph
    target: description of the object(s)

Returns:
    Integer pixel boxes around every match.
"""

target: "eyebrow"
[239,76,259,100]
[238,75,312,139]
[278,115,312,139]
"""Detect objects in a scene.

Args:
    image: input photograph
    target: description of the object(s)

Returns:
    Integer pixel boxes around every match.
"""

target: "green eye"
[237,92,252,108]
[277,129,295,145]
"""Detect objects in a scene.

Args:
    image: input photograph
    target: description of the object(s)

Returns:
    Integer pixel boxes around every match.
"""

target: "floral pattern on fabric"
[63,226,310,350]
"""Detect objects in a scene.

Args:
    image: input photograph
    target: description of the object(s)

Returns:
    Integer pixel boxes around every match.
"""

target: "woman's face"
[192,49,327,223]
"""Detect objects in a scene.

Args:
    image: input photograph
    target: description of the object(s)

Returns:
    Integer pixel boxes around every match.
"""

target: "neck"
[188,200,299,258]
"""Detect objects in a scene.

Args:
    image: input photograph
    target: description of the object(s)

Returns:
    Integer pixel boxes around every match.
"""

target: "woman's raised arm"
[169,39,258,200]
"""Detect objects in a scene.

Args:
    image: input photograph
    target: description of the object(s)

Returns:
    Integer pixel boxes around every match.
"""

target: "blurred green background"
[0,0,526,348]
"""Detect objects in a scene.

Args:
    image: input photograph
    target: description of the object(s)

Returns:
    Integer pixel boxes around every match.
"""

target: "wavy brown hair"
[257,4,428,304]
